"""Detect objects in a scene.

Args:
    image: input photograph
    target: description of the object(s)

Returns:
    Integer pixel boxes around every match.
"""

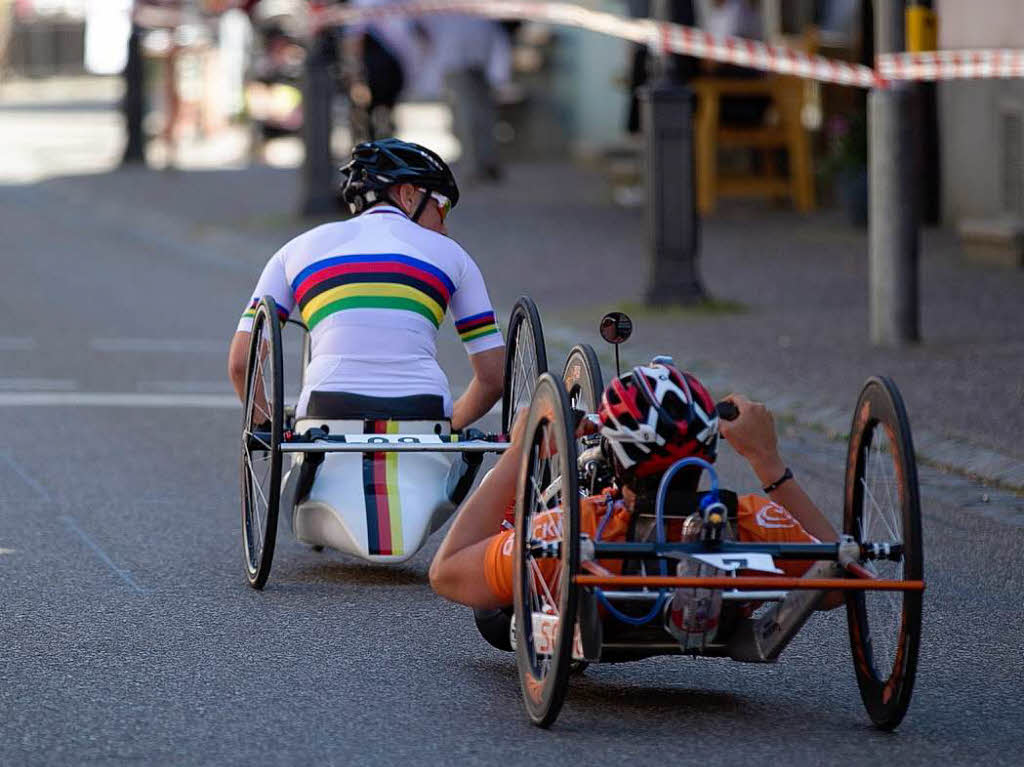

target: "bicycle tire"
[502,296,547,437]
[240,296,284,590]
[514,374,580,728]
[843,376,923,730]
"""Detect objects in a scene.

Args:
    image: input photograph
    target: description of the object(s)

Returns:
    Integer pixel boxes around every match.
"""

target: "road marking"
[137,380,236,394]
[0,548,16,555]
[0,337,36,351]
[0,392,238,408]
[0,452,52,501]
[60,515,149,594]
[90,338,225,354]
[0,378,77,391]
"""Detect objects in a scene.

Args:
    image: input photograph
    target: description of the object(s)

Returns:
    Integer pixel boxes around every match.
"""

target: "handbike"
[508,312,924,731]
[239,295,511,589]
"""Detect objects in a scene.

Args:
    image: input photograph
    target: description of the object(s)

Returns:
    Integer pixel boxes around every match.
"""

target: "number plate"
[690,552,783,574]
[338,434,444,444]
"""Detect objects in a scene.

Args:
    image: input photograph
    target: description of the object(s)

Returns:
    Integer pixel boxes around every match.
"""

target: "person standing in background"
[342,0,423,142]
[424,15,509,183]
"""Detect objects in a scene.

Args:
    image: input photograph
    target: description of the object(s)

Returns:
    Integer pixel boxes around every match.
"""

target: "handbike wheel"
[240,296,284,590]
[843,376,923,730]
[514,373,580,728]
[502,296,547,437]
[562,344,603,416]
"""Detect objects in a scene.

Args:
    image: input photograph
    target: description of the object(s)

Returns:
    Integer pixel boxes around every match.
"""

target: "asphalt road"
[2,85,1023,766]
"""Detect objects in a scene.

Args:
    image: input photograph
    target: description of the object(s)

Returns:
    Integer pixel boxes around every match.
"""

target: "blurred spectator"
[424,15,509,182]
[342,0,423,142]
[625,0,698,135]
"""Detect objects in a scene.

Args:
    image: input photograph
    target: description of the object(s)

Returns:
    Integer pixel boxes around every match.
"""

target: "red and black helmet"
[597,362,718,479]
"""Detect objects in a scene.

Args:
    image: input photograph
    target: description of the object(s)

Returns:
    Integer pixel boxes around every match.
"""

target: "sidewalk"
[6,76,1020,490]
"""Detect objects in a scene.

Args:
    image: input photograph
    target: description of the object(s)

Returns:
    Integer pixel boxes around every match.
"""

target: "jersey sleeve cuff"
[463,331,504,356]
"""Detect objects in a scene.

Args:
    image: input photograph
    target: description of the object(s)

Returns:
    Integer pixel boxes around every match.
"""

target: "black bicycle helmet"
[338,138,459,219]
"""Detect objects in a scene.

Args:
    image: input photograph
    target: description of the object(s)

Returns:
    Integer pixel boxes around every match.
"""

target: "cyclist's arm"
[430,412,526,607]
[449,253,504,430]
[228,250,294,404]
[451,347,503,431]
[719,394,837,542]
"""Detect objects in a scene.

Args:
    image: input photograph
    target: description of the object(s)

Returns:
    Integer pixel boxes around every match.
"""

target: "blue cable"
[594,457,721,627]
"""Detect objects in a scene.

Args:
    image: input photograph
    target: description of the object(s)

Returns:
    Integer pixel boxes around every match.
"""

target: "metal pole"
[907,0,940,225]
[869,0,919,345]
[300,28,335,217]
[121,24,146,165]
[643,0,705,305]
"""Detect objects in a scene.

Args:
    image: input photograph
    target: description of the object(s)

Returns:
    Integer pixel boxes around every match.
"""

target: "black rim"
[514,374,579,728]
[502,296,547,437]
[241,297,284,590]
[844,376,922,730]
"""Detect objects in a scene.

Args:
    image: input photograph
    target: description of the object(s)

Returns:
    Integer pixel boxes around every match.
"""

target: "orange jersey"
[482,493,818,605]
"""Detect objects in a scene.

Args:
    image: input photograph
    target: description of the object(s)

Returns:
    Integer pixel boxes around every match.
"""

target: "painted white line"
[0,378,77,392]
[0,392,239,408]
[60,515,149,594]
[0,453,52,501]
[137,380,236,394]
[0,548,16,555]
[90,338,226,354]
[0,337,36,351]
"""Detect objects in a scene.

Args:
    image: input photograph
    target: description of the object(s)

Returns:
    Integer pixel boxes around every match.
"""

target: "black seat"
[305,391,446,421]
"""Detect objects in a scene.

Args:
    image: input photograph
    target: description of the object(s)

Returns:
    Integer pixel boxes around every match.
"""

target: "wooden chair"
[692,37,817,215]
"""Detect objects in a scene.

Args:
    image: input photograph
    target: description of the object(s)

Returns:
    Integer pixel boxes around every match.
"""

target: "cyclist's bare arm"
[450,346,504,432]
[228,330,251,403]
[430,413,526,607]
[719,394,838,542]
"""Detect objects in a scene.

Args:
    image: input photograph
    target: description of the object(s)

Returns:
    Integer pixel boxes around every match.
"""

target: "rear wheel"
[241,297,284,590]
[502,296,547,437]
[844,376,923,730]
[514,374,580,728]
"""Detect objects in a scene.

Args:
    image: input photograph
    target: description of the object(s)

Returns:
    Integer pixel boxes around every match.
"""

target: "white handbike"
[238,295,511,589]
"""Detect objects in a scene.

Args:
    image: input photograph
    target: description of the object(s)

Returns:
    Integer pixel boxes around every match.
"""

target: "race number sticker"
[340,434,445,444]
[531,612,585,660]
[690,553,784,574]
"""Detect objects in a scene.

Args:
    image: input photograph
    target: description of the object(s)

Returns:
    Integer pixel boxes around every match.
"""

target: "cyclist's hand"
[718,394,782,473]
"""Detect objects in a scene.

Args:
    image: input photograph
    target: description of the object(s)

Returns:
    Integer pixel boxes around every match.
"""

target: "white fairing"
[287,418,457,563]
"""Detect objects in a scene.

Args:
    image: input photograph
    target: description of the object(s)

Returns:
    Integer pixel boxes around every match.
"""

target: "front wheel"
[843,376,923,730]
[514,374,580,728]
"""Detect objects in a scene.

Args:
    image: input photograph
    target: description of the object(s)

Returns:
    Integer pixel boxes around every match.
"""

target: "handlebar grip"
[715,401,739,421]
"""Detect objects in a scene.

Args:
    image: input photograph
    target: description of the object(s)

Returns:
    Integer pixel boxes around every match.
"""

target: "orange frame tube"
[574,575,925,592]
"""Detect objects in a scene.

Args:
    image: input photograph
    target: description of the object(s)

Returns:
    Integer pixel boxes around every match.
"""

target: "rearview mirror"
[599,312,633,345]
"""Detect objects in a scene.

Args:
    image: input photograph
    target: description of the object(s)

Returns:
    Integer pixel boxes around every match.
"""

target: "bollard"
[642,83,705,305]
[300,30,336,217]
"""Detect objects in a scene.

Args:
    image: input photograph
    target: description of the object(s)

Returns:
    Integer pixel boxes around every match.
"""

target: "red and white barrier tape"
[313,0,878,87]
[877,49,1024,82]
[135,0,1024,88]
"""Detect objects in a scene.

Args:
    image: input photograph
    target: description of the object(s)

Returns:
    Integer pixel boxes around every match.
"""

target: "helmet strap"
[410,189,431,223]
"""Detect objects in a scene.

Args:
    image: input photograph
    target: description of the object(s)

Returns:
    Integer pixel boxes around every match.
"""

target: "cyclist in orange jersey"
[430,362,840,610]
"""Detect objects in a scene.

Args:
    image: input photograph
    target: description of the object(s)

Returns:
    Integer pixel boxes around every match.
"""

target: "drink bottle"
[666,512,722,651]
